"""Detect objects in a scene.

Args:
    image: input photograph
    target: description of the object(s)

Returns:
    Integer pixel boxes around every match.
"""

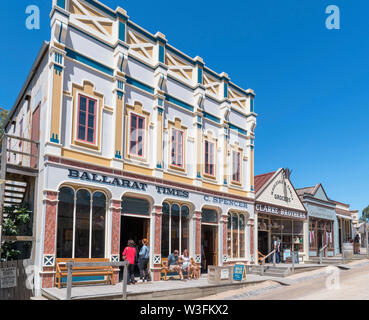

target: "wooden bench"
[55,258,115,289]
[161,257,200,280]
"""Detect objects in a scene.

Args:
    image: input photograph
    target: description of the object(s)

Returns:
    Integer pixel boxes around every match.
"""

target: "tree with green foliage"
[0,107,9,138]
[1,204,32,262]
[360,205,369,223]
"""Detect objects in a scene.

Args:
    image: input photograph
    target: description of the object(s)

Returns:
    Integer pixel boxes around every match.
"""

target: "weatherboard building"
[0,0,257,294]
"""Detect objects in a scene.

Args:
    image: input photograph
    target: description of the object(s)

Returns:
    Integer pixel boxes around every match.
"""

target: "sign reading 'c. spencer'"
[256,203,306,219]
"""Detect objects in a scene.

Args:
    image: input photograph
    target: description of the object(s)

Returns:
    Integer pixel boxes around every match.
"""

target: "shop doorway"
[258,231,269,256]
[317,230,324,255]
[201,225,218,273]
[120,216,150,278]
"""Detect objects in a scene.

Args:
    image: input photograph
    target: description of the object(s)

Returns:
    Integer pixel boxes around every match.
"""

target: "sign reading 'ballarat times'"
[0,267,17,289]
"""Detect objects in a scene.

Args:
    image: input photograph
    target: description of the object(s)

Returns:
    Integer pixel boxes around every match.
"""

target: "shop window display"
[56,187,107,259]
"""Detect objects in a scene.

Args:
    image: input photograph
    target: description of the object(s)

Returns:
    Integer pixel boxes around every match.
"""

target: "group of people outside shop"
[122,239,151,285]
[167,249,200,281]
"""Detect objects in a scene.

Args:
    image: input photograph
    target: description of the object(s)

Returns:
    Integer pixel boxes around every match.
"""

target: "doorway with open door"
[201,208,218,274]
[120,196,151,280]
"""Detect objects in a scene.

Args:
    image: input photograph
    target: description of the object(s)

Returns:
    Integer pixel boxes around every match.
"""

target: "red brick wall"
[42,191,58,288]
[153,205,162,281]
[111,200,121,283]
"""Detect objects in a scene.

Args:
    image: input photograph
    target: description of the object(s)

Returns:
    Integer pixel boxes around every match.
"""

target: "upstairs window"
[129,113,145,157]
[77,95,97,144]
[204,140,215,176]
[171,128,184,168]
[232,151,241,183]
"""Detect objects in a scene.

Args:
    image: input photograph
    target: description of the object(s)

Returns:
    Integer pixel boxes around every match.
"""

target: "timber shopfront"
[296,184,339,257]
[254,169,307,263]
[39,159,255,287]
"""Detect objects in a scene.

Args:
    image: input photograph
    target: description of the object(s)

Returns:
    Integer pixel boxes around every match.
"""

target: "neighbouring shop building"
[254,169,307,263]
[0,0,257,296]
[296,184,339,257]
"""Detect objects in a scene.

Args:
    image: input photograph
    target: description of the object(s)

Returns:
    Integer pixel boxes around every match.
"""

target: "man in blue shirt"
[167,250,184,280]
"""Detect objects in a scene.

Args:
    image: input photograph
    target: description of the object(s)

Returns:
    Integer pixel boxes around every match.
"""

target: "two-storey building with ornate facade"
[0,0,257,295]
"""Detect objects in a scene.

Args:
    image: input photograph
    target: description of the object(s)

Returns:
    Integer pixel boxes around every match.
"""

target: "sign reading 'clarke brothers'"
[256,203,306,219]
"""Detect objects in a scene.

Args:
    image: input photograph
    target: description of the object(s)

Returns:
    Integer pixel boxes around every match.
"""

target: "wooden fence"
[0,259,33,300]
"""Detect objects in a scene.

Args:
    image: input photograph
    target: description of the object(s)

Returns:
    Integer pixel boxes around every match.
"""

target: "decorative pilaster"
[152,205,163,281]
[111,200,121,283]
[194,211,202,258]
[42,191,59,288]
[48,12,68,148]
[254,212,258,264]
[221,214,228,263]
[249,218,255,263]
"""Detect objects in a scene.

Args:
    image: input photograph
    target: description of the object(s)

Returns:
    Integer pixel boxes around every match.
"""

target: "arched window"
[161,203,190,257]
[227,212,247,259]
[57,187,74,258]
[56,187,107,258]
[75,189,91,258]
[92,192,106,258]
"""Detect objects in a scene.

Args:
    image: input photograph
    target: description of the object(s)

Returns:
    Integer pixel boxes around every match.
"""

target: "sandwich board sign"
[233,264,246,281]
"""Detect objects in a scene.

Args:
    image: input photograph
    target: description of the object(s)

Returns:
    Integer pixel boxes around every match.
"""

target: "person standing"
[122,239,136,285]
[138,238,150,282]
[272,236,281,264]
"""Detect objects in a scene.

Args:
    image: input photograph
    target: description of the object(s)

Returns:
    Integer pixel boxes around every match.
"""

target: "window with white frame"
[161,202,190,257]
[232,151,241,183]
[227,212,246,259]
[171,128,184,168]
[56,187,106,258]
[204,140,215,176]
[129,113,145,157]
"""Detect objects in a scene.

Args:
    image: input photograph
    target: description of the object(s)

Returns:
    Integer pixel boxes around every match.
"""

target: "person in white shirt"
[180,249,193,279]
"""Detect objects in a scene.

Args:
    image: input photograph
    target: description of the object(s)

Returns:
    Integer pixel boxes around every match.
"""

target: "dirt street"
[199,261,369,300]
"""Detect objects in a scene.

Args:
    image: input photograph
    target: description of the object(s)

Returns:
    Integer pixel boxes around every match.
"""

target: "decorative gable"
[256,169,306,212]
[314,185,329,201]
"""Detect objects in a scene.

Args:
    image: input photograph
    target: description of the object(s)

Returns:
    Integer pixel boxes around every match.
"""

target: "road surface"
[199,260,369,300]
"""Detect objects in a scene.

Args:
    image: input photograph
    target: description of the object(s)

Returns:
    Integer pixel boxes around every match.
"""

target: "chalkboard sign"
[0,267,17,289]
[233,264,246,281]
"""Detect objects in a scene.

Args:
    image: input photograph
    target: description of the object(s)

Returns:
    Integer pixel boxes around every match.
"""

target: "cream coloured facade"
[0,0,257,295]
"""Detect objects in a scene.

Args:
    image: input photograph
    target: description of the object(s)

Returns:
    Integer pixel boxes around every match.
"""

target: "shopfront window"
[161,202,190,257]
[201,209,218,224]
[121,197,150,215]
[57,187,107,258]
[227,212,246,259]
[56,187,74,258]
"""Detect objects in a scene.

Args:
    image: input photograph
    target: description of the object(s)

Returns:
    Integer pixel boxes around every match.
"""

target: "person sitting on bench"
[167,250,184,281]
[180,249,193,280]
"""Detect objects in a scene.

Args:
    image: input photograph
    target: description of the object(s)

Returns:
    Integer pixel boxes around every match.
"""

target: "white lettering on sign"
[256,204,306,219]
[0,267,17,289]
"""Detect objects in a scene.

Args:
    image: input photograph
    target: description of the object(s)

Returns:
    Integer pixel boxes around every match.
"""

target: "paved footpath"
[199,260,369,300]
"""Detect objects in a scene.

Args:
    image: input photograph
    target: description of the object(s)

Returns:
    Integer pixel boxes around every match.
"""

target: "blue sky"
[1,0,368,216]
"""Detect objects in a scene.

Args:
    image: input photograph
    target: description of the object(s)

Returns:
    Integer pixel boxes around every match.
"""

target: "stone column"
[248,218,255,264]
[194,211,202,261]
[220,213,228,265]
[42,191,59,288]
[152,205,163,281]
[110,200,121,283]
[254,212,258,264]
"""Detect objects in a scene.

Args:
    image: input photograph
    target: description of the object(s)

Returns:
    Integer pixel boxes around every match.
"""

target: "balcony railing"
[0,134,40,172]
